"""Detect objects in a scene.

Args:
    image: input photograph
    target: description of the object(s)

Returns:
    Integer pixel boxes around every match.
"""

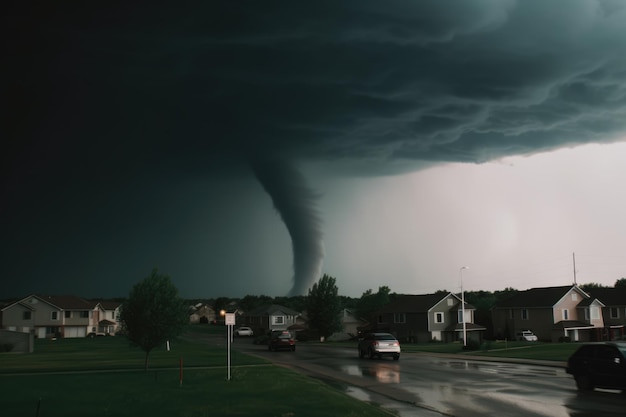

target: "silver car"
[358,332,401,360]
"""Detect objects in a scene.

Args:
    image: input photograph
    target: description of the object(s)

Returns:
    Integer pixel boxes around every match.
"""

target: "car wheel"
[575,375,594,391]
[393,354,400,361]
[368,348,376,359]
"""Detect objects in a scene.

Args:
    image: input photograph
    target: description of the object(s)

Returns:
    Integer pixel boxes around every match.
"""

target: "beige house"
[189,303,216,324]
[326,309,368,342]
[1,295,121,339]
[491,285,603,342]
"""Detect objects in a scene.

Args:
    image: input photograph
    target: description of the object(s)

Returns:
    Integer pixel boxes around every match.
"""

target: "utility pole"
[572,252,577,285]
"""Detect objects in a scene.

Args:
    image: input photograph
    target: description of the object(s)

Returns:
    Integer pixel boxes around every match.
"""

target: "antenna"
[572,252,577,285]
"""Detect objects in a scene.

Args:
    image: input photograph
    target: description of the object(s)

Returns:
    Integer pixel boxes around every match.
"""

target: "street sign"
[225,313,236,326]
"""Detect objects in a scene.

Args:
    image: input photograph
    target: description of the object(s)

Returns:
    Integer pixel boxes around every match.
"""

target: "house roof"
[553,320,595,330]
[35,295,95,310]
[95,300,123,310]
[1,294,95,311]
[494,285,585,308]
[246,304,300,317]
[584,287,626,306]
[378,293,470,314]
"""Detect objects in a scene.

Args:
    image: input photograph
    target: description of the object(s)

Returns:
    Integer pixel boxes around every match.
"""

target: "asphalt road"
[215,334,626,417]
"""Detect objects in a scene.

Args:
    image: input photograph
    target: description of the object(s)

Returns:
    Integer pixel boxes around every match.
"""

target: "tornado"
[251,158,324,296]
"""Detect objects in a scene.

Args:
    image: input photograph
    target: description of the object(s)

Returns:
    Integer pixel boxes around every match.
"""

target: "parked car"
[566,342,626,391]
[358,332,400,360]
[516,330,538,342]
[268,330,296,351]
[234,326,254,337]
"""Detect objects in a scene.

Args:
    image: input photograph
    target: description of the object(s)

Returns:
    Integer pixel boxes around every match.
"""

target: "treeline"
[189,278,626,326]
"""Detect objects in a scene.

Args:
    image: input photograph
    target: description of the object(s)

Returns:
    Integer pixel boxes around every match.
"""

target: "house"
[491,285,604,342]
[239,304,301,335]
[372,293,485,344]
[584,287,626,340]
[189,303,216,324]
[326,309,368,342]
[1,295,121,339]
[93,300,123,335]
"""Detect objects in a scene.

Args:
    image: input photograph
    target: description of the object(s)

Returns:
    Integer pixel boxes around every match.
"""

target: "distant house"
[584,287,626,340]
[1,295,121,338]
[491,285,604,342]
[373,293,486,343]
[93,300,123,335]
[326,309,368,342]
[239,304,301,335]
[189,303,216,324]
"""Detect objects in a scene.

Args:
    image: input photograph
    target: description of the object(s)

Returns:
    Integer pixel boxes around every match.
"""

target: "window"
[572,293,579,301]
[23,311,31,320]
[394,313,406,324]
[591,306,600,320]
[377,315,384,324]
[272,316,284,325]
[458,309,464,323]
[521,309,529,320]
[51,311,59,320]
[65,311,71,318]
[435,312,444,324]
[610,307,620,319]
[447,298,454,306]
[584,308,589,320]
[80,311,89,318]
[563,309,569,320]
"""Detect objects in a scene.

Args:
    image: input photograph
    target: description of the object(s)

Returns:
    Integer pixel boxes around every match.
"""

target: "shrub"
[558,336,571,343]
[1,343,14,352]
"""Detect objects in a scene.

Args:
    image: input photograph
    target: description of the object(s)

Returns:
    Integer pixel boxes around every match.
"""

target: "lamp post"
[460,266,469,347]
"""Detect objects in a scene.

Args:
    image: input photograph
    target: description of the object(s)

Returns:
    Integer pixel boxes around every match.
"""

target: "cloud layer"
[6,1,626,177]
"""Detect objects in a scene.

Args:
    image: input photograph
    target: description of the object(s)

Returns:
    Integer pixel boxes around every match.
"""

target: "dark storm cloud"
[3,1,626,296]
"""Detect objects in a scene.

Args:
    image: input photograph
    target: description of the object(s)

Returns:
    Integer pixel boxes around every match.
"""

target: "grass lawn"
[0,328,393,417]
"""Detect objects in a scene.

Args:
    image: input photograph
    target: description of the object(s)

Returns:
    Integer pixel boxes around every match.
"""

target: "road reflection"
[342,362,401,383]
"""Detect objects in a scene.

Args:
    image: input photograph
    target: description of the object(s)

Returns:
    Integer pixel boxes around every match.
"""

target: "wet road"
[225,337,626,417]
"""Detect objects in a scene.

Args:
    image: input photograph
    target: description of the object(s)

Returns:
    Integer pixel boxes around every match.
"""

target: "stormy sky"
[3,1,626,299]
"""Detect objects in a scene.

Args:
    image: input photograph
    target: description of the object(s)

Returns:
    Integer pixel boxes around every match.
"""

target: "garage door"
[64,327,87,338]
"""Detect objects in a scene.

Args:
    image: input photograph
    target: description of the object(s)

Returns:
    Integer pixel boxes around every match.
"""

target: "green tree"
[305,274,343,339]
[615,278,626,289]
[121,268,188,370]
[355,286,391,325]
[580,282,608,292]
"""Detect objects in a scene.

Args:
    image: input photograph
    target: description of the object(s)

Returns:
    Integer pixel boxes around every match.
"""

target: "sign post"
[224,313,235,381]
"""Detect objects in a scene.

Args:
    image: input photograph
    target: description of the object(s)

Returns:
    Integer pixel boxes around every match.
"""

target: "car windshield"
[375,334,396,340]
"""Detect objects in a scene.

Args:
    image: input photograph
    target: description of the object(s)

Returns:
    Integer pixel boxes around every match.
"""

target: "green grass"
[0,329,393,417]
[0,367,391,417]
[0,334,263,373]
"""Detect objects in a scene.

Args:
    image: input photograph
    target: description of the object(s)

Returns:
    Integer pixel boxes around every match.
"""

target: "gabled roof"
[584,287,626,306]
[494,285,585,308]
[2,294,95,311]
[94,300,123,310]
[34,295,95,310]
[246,304,300,317]
[378,293,462,314]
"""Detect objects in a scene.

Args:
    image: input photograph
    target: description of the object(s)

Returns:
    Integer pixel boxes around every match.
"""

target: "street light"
[460,266,469,347]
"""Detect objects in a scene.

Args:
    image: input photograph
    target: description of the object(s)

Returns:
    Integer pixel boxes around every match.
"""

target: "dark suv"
[566,342,626,391]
